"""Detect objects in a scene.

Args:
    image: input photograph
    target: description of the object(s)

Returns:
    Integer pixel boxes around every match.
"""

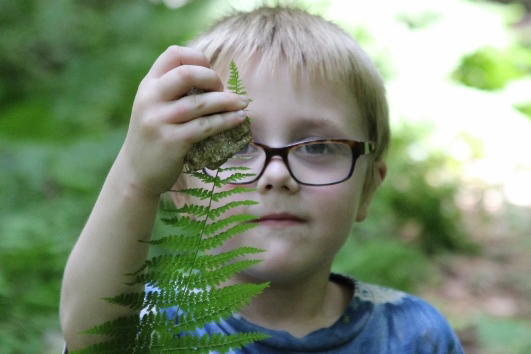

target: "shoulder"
[356,281,450,326]
[352,280,464,354]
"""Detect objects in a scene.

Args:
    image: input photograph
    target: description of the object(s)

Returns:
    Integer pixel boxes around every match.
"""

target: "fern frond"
[208,200,259,219]
[161,332,268,353]
[128,253,196,277]
[130,246,264,282]
[103,292,148,311]
[227,60,246,95]
[188,172,222,188]
[77,61,269,353]
[81,314,141,336]
[175,187,213,200]
[130,259,261,291]
[103,281,267,322]
[217,166,251,172]
[70,338,149,354]
[173,203,209,218]
[126,270,186,289]
[203,213,257,236]
[141,234,202,252]
[158,215,206,232]
[211,186,255,202]
[196,259,263,287]
[193,246,264,270]
[174,283,269,316]
[144,283,269,333]
[221,172,256,184]
[200,223,259,251]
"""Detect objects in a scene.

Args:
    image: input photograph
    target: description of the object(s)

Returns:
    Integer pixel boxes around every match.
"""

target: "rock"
[183,87,252,172]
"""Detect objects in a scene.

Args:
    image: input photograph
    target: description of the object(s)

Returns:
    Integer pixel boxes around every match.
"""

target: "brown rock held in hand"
[183,87,252,172]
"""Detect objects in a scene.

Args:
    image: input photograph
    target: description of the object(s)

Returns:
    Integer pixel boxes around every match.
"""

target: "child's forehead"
[220,56,330,96]
[224,59,369,142]
[216,54,351,94]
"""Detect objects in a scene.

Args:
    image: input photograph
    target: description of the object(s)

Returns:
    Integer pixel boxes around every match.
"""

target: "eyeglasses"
[203,139,376,186]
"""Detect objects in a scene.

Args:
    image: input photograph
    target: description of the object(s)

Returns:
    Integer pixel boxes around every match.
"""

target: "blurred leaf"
[515,102,531,120]
[452,46,531,91]
[477,316,531,353]
[334,238,437,292]
[0,99,56,141]
[0,0,213,139]
[357,123,479,255]
[396,10,442,30]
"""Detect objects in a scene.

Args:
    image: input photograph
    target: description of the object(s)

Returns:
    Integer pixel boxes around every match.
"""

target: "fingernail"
[236,110,246,119]
[239,95,248,104]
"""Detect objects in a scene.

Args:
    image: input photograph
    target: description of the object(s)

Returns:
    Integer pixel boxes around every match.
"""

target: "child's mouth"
[253,213,304,226]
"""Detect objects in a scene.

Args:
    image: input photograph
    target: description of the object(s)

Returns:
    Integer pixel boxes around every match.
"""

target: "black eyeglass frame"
[203,139,376,186]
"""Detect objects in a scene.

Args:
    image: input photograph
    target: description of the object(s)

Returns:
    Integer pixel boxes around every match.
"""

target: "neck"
[228,270,353,338]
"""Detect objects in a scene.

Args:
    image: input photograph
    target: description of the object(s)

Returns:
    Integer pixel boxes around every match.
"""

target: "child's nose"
[256,157,300,193]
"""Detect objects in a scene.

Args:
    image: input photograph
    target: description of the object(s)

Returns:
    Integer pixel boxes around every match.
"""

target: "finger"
[156,65,225,102]
[158,91,249,124]
[170,110,248,145]
[147,46,211,79]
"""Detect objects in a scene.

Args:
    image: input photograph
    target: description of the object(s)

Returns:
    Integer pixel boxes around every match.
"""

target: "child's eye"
[232,143,259,158]
[294,142,351,161]
[297,143,330,155]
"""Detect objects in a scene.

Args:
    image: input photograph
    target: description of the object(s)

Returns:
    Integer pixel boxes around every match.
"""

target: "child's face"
[179,61,375,284]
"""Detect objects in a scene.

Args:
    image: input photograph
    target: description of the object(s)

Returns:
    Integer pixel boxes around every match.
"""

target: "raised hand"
[117,45,249,196]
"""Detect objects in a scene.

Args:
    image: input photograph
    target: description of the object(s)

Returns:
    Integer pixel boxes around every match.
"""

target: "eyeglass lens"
[204,141,356,185]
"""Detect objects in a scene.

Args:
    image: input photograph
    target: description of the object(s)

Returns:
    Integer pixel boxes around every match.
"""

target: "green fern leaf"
[173,203,209,217]
[203,213,257,236]
[199,223,259,251]
[74,62,268,353]
[211,186,255,202]
[227,60,246,95]
[209,200,259,219]
[141,233,203,252]
[173,187,213,200]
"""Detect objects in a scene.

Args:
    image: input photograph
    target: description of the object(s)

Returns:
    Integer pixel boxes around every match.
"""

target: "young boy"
[60,5,464,353]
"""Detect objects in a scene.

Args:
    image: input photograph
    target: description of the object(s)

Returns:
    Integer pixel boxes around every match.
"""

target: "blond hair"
[189,5,390,197]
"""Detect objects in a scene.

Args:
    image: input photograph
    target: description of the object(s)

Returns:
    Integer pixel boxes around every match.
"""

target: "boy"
[60,5,464,353]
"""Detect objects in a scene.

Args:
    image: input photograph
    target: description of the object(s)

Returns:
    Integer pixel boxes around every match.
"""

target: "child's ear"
[170,176,189,209]
[356,160,387,222]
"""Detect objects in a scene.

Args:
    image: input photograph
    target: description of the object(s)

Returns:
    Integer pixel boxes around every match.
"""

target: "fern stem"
[163,170,220,345]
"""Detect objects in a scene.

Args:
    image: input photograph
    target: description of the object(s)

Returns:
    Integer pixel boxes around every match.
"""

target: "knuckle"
[179,132,196,147]
[195,116,216,135]
[136,88,154,106]
[172,103,189,120]
[136,78,158,102]
[139,114,158,135]
[189,93,206,111]
[176,65,193,84]
[136,107,162,134]
[165,45,182,56]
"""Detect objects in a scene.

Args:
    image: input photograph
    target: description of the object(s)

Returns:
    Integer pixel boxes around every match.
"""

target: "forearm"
[60,158,160,350]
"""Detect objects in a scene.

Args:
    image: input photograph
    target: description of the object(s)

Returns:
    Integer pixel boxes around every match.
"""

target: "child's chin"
[239,258,313,285]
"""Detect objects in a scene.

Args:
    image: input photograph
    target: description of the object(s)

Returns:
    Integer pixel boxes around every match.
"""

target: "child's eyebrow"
[295,116,339,129]
[290,116,363,139]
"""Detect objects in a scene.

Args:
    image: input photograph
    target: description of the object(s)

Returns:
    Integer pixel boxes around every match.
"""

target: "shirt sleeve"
[357,282,465,354]
[397,295,465,354]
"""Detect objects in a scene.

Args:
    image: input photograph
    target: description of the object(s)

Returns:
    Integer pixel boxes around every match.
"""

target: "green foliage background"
[1,0,530,353]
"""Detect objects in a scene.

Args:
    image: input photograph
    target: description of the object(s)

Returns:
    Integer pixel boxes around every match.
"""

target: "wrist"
[107,156,165,204]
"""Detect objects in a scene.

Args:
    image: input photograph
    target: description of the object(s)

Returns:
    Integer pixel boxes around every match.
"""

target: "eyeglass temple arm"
[363,141,376,154]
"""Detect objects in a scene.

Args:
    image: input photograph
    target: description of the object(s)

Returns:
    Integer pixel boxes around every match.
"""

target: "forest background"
[0,0,530,353]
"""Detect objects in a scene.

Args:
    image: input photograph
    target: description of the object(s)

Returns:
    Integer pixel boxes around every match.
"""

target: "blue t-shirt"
[63,274,463,353]
[163,274,464,353]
